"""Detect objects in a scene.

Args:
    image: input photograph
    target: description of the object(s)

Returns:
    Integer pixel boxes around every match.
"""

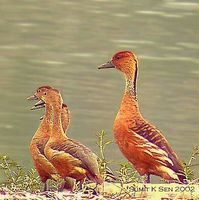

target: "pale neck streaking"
[62,109,70,132]
[42,103,53,124]
[124,64,138,100]
[118,70,141,120]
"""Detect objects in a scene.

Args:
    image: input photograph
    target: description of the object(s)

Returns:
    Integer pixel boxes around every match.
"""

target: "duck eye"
[116,56,120,60]
[44,92,47,95]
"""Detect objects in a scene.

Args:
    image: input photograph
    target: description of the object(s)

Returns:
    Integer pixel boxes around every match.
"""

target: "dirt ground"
[0,183,199,200]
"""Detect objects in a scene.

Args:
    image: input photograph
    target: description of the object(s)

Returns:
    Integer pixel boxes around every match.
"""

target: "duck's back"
[131,118,185,182]
[45,137,102,184]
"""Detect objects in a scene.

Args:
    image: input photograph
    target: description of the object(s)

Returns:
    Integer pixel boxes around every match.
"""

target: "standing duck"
[30,86,103,186]
[28,86,74,191]
[98,51,186,183]
[27,86,60,191]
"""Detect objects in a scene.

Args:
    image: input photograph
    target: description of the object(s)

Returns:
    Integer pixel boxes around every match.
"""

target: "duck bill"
[27,95,38,100]
[30,104,45,110]
[98,61,115,69]
[30,100,45,110]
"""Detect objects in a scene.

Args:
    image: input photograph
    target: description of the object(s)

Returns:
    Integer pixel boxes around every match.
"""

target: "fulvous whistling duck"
[31,86,103,186]
[98,51,186,183]
[27,86,60,191]
[28,86,74,191]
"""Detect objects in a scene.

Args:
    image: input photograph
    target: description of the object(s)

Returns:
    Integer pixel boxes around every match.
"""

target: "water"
[0,0,199,178]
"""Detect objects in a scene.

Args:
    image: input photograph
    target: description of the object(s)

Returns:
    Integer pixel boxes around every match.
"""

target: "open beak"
[30,100,45,110]
[98,61,115,69]
[27,95,38,100]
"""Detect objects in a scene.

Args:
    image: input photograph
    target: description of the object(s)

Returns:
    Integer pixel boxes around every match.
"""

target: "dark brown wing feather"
[131,119,185,182]
[36,140,45,155]
[51,138,100,178]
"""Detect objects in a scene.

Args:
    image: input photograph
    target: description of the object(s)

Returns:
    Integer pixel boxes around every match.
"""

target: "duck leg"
[43,181,48,191]
[79,179,85,190]
[59,177,75,192]
[146,174,151,183]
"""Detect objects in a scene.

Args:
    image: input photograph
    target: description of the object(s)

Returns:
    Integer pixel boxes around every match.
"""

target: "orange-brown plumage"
[28,86,73,190]
[34,88,103,185]
[99,51,186,183]
[61,104,70,133]
[28,86,59,189]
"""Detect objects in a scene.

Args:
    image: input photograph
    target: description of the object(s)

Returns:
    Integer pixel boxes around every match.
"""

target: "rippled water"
[0,0,199,177]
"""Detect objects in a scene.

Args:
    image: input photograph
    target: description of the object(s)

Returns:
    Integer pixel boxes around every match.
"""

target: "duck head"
[62,103,69,115]
[27,85,53,110]
[35,87,63,107]
[98,51,138,77]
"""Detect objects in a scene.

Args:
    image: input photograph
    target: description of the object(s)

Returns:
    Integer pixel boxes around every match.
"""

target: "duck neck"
[118,64,140,118]
[124,64,138,100]
[43,103,53,124]
[61,109,70,132]
[34,103,52,139]
[51,102,67,139]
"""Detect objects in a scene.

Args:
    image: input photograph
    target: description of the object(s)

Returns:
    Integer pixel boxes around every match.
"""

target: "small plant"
[1,133,198,199]
[116,162,139,185]
[0,155,41,192]
[184,146,199,182]
[96,130,115,181]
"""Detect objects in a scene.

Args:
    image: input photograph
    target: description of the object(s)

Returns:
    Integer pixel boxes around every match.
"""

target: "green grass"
[183,146,199,181]
[0,155,41,192]
[0,130,198,193]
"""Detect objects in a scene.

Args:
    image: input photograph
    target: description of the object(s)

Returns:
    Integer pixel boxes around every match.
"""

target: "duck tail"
[94,174,103,184]
[177,171,187,184]
[87,172,103,184]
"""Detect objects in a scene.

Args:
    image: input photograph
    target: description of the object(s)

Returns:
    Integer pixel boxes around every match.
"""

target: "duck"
[27,86,60,191]
[30,86,103,187]
[27,86,74,191]
[98,51,186,183]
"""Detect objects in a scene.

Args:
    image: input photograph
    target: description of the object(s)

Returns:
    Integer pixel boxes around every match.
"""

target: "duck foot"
[58,178,75,192]
[83,187,98,196]
[146,174,150,183]
[40,191,53,198]
[83,183,99,196]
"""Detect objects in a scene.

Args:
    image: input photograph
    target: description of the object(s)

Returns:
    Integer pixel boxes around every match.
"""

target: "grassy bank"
[0,131,198,199]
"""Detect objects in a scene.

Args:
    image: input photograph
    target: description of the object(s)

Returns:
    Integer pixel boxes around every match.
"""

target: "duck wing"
[129,119,185,182]
[51,138,102,183]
